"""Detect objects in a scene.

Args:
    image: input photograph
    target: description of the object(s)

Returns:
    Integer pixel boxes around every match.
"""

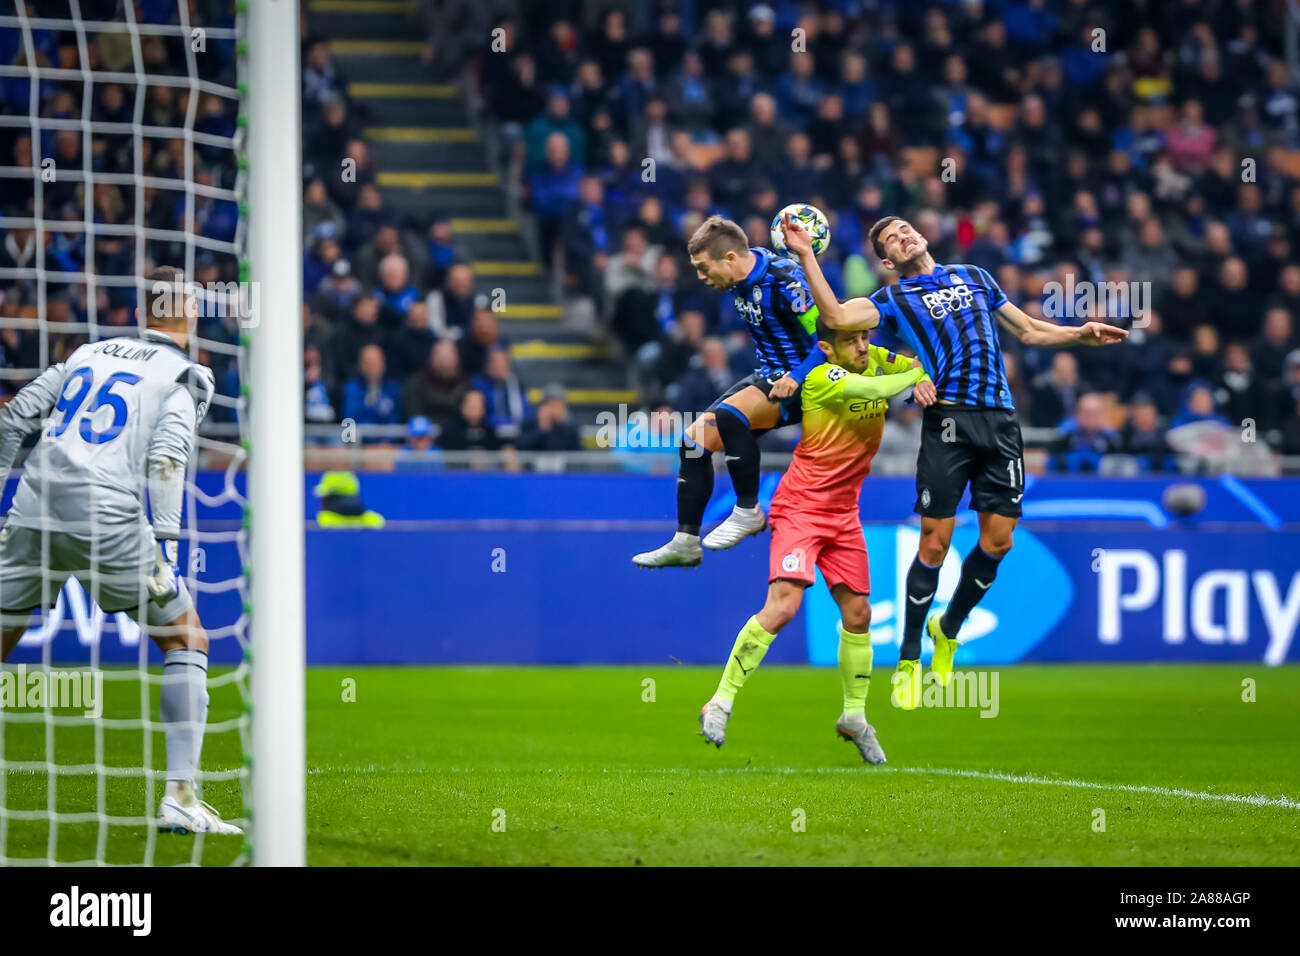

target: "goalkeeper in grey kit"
[0,266,241,836]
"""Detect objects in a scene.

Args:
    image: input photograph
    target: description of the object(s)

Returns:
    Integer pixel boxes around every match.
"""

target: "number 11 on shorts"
[1008,458,1024,503]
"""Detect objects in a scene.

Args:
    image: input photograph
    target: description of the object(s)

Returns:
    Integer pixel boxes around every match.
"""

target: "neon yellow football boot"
[928,613,962,687]
[891,659,921,710]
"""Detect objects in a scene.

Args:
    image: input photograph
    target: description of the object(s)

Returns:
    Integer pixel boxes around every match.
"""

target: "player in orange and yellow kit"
[697,318,936,763]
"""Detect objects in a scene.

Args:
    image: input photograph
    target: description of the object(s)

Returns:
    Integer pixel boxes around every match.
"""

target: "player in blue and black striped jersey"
[633,215,827,569]
[782,213,1127,706]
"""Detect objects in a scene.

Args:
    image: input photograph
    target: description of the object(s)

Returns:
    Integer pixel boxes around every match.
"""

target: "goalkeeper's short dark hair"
[142,266,189,327]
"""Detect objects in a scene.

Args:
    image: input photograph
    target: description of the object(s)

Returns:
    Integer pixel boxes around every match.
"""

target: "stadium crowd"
[297,26,580,455]
[473,0,1300,470]
[0,2,575,457]
[5,1,1300,469]
[0,1,245,417]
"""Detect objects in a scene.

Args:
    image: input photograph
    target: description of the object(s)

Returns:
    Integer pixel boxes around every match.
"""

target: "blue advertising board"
[805,524,1299,667]
[5,472,1298,666]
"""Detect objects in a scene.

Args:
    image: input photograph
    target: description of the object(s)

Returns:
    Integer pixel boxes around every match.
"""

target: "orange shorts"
[768,505,870,593]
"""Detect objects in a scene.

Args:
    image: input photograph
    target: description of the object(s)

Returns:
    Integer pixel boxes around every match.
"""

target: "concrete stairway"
[307,0,637,435]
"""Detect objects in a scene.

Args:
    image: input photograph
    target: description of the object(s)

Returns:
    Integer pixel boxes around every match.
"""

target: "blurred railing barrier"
[189,422,1300,476]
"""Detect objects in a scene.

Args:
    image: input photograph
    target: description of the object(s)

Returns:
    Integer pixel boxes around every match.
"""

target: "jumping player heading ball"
[633,215,828,569]
[780,213,1127,706]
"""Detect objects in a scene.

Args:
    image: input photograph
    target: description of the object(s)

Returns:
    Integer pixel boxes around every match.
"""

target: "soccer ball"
[771,203,830,257]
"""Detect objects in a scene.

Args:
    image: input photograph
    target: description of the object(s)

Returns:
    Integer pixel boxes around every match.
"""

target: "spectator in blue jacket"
[304,345,336,426]
[1051,393,1119,473]
[374,252,419,327]
[524,88,586,176]
[424,217,459,290]
[1171,380,1233,428]
[518,385,582,452]
[562,175,617,297]
[1119,393,1176,472]
[528,132,582,258]
[472,346,530,443]
[1062,22,1109,89]
[343,343,403,428]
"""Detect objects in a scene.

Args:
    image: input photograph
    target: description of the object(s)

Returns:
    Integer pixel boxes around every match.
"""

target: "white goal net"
[0,0,254,865]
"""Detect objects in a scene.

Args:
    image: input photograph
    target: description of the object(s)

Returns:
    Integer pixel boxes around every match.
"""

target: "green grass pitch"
[3,664,1298,865]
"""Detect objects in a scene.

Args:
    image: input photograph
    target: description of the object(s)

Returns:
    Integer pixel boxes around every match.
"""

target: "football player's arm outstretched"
[783,219,939,406]
[860,345,935,403]
[864,345,937,404]
[993,297,1128,347]
[802,347,931,409]
[781,212,881,333]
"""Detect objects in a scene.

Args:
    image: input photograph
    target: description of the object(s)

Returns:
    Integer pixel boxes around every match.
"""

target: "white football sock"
[160,648,209,793]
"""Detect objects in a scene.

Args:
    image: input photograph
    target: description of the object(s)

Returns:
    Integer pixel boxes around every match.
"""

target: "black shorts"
[915,405,1024,518]
[705,371,803,430]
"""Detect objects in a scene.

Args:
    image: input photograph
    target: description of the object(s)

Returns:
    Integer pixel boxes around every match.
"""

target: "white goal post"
[247,0,305,867]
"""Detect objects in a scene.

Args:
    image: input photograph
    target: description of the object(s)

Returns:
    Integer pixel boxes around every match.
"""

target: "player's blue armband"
[789,346,824,386]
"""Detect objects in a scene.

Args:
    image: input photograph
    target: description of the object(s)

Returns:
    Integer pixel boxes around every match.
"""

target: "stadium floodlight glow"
[247,0,306,867]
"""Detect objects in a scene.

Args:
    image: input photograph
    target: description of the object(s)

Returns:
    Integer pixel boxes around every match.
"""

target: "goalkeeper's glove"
[147,538,180,607]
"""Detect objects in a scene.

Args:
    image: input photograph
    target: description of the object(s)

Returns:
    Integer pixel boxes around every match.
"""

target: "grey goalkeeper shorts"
[0,524,193,628]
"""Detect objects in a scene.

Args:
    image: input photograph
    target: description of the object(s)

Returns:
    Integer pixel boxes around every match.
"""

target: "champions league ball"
[771,203,831,257]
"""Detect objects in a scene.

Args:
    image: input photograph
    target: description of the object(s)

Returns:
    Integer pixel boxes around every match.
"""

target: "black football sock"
[676,436,714,536]
[900,556,941,660]
[941,546,1003,638]
[714,404,761,509]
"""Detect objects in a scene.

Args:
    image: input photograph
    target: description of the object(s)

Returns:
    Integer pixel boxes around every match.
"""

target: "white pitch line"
[877,765,1300,810]
[307,764,1300,810]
